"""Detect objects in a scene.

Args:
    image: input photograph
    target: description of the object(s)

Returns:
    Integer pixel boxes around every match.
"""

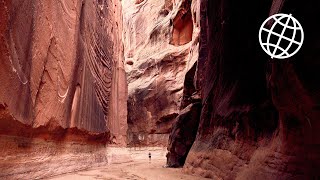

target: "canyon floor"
[49,147,206,180]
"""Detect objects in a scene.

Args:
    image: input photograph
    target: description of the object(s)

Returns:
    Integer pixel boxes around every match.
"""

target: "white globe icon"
[259,13,304,59]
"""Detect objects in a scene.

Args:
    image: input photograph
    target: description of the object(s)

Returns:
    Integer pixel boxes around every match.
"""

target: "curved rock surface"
[122,0,200,146]
[167,0,320,179]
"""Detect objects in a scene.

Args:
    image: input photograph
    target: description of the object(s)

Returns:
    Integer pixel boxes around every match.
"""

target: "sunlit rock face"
[0,0,126,178]
[122,0,200,146]
[167,0,320,179]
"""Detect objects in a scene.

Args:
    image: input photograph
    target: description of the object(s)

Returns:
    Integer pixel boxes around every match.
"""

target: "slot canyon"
[0,0,319,179]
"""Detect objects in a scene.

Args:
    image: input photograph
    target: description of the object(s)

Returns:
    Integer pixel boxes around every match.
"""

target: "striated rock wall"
[108,0,128,146]
[122,0,200,146]
[168,0,320,179]
[0,0,127,140]
[0,0,126,178]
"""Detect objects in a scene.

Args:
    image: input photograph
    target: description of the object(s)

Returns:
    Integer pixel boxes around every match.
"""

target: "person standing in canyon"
[148,152,151,163]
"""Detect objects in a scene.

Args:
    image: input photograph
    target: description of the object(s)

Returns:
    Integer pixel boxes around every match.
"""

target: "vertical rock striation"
[0,0,127,178]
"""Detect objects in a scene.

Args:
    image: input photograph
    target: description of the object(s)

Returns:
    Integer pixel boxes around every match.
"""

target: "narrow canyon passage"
[1,0,320,179]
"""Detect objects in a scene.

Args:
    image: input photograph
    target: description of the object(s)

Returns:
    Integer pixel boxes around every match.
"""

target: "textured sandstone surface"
[166,0,320,179]
[0,135,108,179]
[166,102,201,167]
[122,0,200,146]
[0,0,126,141]
[0,0,126,178]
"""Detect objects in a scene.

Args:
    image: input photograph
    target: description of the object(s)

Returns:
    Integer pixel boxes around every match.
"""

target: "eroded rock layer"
[122,0,200,146]
[0,0,126,178]
[168,0,320,179]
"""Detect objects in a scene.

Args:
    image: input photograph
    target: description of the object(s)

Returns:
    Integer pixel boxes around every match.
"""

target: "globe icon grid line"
[271,15,292,58]
[261,43,290,56]
[261,29,301,45]
[259,13,304,59]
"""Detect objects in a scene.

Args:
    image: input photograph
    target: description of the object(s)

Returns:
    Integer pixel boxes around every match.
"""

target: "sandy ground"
[49,147,207,180]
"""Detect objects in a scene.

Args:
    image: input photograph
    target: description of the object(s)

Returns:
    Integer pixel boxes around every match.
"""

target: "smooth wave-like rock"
[167,0,320,179]
[122,0,200,146]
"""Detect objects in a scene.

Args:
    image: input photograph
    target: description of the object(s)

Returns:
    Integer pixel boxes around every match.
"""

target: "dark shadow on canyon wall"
[167,0,320,179]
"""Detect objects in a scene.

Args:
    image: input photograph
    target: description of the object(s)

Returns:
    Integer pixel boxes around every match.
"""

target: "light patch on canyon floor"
[49,147,207,180]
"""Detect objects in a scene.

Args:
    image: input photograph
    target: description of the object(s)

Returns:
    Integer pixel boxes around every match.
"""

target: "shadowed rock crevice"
[167,59,201,167]
[170,0,193,46]
[166,102,201,167]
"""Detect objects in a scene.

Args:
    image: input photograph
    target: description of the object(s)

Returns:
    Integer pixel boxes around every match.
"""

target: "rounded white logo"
[259,13,304,59]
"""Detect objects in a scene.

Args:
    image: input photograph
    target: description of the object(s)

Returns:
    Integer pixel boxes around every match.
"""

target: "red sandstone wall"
[0,0,126,178]
[0,0,126,142]
[122,0,200,146]
[168,0,320,179]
